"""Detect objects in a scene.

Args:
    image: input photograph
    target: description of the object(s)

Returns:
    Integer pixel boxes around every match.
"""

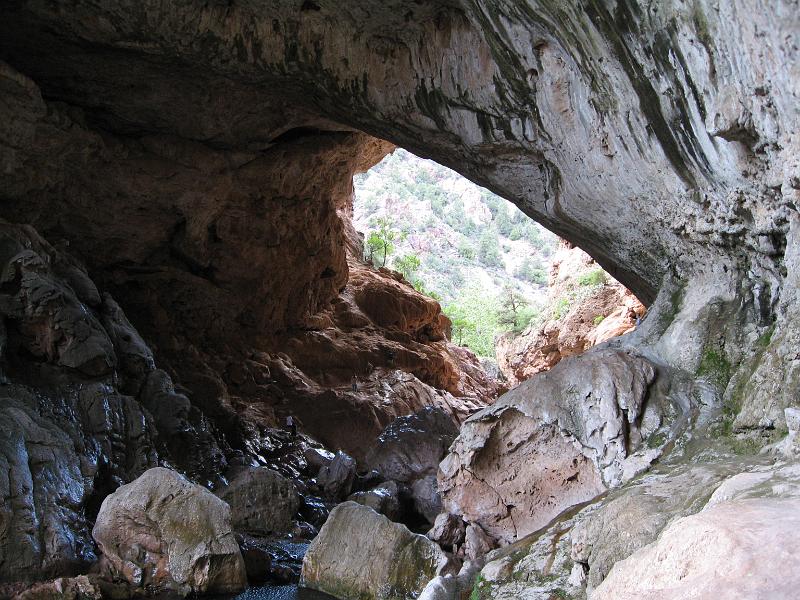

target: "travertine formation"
[593,497,800,600]
[439,348,676,543]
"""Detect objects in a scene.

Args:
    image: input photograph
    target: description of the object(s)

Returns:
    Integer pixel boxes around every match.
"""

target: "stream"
[221,585,337,600]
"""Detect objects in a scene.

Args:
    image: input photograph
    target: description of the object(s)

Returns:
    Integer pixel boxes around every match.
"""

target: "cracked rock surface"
[439,349,679,543]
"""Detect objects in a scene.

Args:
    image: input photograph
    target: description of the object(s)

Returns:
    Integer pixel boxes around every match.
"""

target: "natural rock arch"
[0,0,796,494]
[0,0,798,590]
[1,0,795,344]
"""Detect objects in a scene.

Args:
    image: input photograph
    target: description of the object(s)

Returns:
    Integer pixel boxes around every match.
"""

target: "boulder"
[348,481,402,521]
[217,466,300,536]
[418,561,483,600]
[411,475,442,524]
[366,407,459,484]
[11,576,102,600]
[463,524,495,562]
[440,349,677,544]
[92,467,246,596]
[301,502,449,600]
[427,513,466,550]
[299,494,331,529]
[317,451,356,500]
[304,446,335,473]
[593,498,800,600]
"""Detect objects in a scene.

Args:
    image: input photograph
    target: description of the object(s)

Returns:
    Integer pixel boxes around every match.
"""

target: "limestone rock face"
[2,0,795,315]
[93,467,246,596]
[0,0,796,453]
[0,0,798,593]
[301,502,448,600]
[0,221,171,582]
[592,498,800,600]
[217,467,300,536]
[732,214,800,433]
[440,349,677,544]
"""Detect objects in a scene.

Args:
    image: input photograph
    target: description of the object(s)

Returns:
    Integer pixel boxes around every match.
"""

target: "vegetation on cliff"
[354,149,557,357]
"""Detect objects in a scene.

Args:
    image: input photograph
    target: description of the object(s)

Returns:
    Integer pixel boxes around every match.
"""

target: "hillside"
[354,149,558,356]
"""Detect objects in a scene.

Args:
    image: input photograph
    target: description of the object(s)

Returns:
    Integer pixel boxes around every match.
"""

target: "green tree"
[516,257,548,285]
[477,229,503,269]
[394,253,421,281]
[494,207,513,236]
[443,284,502,357]
[578,268,608,286]
[364,217,405,267]
[498,286,532,333]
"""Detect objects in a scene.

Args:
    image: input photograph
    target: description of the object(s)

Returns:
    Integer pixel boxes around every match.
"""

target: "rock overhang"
[3,0,795,311]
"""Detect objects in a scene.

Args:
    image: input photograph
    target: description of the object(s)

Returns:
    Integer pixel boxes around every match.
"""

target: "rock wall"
[0,221,217,582]
[0,0,796,443]
[0,53,496,462]
[497,243,645,385]
[2,0,796,306]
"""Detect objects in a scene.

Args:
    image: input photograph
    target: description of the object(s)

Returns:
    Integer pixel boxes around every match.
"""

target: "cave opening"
[351,146,644,388]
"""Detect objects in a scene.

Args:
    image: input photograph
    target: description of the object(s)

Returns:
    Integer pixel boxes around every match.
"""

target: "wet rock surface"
[301,502,449,600]
[0,221,165,582]
[364,407,460,525]
[366,408,459,485]
[92,467,246,596]
[218,467,301,537]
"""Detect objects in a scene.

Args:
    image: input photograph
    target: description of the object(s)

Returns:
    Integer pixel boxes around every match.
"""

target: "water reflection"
[224,585,337,600]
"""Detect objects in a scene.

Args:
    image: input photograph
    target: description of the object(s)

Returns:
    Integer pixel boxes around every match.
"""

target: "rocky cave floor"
[1,213,798,600]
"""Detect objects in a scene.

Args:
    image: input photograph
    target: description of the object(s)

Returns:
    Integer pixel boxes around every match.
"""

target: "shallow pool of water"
[222,585,337,600]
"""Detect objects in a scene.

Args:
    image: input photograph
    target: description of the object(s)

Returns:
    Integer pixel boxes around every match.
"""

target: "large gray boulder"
[218,466,300,536]
[301,502,449,600]
[366,407,459,484]
[593,497,800,600]
[439,349,678,544]
[93,467,246,596]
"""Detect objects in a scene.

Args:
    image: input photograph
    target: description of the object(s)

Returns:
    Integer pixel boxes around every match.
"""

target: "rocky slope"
[0,0,798,599]
[497,243,645,385]
[353,147,557,305]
